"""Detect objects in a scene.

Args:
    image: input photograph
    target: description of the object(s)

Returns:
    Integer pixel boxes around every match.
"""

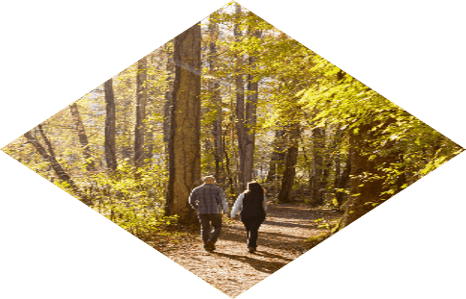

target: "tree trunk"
[223,130,236,200]
[320,125,341,206]
[230,96,239,195]
[266,129,286,192]
[163,41,175,168]
[310,126,325,206]
[234,3,246,192]
[121,94,132,160]
[24,126,91,206]
[134,57,148,169]
[144,54,156,164]
[332,126,344,198]
[165,23,202,224]
[277,126,300,203]
[335,155,351,207]
[302,146,312,196]
[209,15,224,186]
[104,78,117,172]
[342,120,397,227]
[69,103,96,172]
[244,27,262,185]
[213,96,224,183]
[334,150,341,192]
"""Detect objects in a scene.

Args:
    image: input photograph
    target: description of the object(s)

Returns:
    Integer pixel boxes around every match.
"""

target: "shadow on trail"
[253,250,293,262]
[224,225,303,242]
[267,205,342,221]
[213,251,286,274]
[266,205,314,220]
[262,219,314,230]
[222,225,309,253]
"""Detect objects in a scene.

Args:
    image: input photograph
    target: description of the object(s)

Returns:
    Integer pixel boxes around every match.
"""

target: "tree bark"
[24,126,91,206]
[342,121,395,227]
[163,41,175,168]
[332,126,344,199]
[234,3,246,192]
[335,155,351,207]
[277,125,300,203]
[223,129,236,200]
[144,54,155,164]
[165,23,202,224]
[69,102,96,172]
[209,15,225,186]
[266,129,286,192]
[134,57,148,169]
[310,126,325,206]
[243,26,262,186]
[121,93,132,160]
[104,78,117,172]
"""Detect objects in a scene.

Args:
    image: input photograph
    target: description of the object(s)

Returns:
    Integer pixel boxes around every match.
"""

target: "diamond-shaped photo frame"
[1,0,464,299]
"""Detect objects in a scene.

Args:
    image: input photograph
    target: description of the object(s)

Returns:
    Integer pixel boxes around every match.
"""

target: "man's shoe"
[206,241,215,251]
[248,247,256,253]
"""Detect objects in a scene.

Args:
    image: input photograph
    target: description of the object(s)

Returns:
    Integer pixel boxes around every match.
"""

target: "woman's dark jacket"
[240,192,266,219]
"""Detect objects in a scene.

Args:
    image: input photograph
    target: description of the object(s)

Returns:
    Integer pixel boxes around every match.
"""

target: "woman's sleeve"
[230,193,244,218]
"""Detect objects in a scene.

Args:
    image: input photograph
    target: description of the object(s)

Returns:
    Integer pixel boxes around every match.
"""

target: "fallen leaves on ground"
[146,203,342,298]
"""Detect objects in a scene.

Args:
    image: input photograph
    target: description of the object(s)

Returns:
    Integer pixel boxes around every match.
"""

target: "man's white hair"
[203,176,216,182]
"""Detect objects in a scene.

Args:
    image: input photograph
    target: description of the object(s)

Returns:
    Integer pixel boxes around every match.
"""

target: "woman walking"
[231,182,267,253]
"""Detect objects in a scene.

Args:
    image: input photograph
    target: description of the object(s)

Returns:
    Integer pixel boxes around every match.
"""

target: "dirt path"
[159,203,342,297]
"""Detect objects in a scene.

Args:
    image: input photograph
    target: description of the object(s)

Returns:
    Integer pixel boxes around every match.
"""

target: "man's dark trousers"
[198,213,222,245]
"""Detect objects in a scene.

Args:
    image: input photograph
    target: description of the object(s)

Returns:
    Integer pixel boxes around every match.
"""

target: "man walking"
[189,176,228,252]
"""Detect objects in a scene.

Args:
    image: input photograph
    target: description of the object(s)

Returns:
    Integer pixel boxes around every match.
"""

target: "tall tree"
[243,23,262,185]
[208,14,225,186]
[24,125,91,206]
[165,23,202,224]
[342,122,383,226]
[277,124,300,202]
[163,41,175,166]
[134,57,148,169]
[104,78,117,172]
[335,154,351,208]
[310,126,325,206]
[121,77,134,161]
[234,3,247,192]
[266,129,286,191]
[143,53,157,164]
[69,102,96,172]
[272,77,307,202]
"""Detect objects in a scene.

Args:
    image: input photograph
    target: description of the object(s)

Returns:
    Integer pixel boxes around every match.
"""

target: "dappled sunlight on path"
[160,203,342,297]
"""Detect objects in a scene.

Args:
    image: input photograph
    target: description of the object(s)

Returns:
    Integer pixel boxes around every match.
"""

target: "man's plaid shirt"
[189,183,228,214]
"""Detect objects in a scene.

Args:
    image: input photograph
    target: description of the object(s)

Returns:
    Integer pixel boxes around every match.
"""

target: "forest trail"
[159,203,342,298]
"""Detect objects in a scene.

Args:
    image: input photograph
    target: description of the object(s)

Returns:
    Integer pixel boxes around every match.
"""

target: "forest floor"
[148,202,343,298]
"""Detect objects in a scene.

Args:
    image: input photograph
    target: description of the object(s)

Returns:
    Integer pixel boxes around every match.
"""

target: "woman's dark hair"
[245,182,264,199]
